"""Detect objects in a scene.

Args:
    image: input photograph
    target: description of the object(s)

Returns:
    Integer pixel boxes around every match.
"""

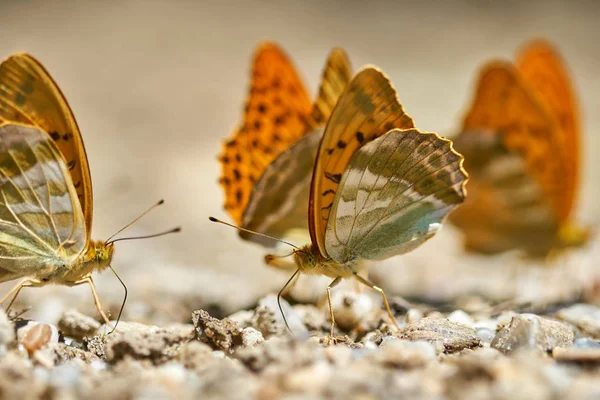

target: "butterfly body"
[293,244,356,279]
[33,241,114,285]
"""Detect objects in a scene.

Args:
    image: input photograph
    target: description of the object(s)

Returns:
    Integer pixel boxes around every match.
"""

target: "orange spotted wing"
[219,42,312,224]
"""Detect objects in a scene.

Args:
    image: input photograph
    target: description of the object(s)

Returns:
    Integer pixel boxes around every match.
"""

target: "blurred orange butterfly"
[218,42,352,247]
[449,39,589,257]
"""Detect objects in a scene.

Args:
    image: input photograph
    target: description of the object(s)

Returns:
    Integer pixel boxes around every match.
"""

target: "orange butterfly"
[449,39,589,257]
[218,42,352,247]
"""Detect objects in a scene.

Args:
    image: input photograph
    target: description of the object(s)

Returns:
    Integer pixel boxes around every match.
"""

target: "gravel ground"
[0,1,599,399]
[2,293,600,399]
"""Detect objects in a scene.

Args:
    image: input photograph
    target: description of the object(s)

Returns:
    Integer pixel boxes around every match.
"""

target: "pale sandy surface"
[0,0,598,322]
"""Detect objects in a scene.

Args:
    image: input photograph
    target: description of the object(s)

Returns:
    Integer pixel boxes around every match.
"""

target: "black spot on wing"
[325,172,342,184]
[321,203,333,211]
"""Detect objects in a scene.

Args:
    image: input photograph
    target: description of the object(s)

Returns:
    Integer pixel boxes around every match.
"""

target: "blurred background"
[0,0,598,324]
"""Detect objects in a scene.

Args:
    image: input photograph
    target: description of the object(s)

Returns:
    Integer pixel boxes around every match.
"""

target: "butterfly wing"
[449,62,570,256]
[236,47,352,244]
[461,62,566,223]
[516,40,580,222]
[325,129,467,263]
[0,53,93,239]
[219,42,312,224]
[449,130,559,256]
[0,123,86,282]
[241,129,322,246]
[310,48,352,126]
[309,67,415,257]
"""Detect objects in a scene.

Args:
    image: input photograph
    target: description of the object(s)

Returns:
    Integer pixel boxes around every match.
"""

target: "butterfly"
[448,39,589,257]
[214,65,468,339]
[0,53,177,325]
[218,42,352,248]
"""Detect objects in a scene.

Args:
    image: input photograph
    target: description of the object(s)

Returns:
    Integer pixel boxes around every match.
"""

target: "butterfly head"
[292,245,317,271]
[558,223,591,250]
[92,240,115,272]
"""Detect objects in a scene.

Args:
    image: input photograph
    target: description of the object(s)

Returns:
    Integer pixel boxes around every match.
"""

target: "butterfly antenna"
[105,199,166,243]
[208,217,299,250]
[106,227,181,245]
[107,265,127,334]
[277,269,301,333]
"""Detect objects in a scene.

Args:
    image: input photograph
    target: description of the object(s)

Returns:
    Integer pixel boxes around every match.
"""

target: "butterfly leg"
[0,278,42,313]
[353,273,400,331]
[326,277,342,339]
[66,277,111,326]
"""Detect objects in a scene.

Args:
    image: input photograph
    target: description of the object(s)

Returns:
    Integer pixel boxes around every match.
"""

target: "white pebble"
[241,327,264,347]
[406,308,424,323]
[447,310,475,327]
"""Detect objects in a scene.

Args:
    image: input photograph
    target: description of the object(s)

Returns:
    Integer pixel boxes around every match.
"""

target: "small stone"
[256,295,307,338]
[226,310,254,327]
[282,361,332,395]
[105,324,193,365]
[328,290,373,331]
[360,330,384,346]
[496,311,518,327]
[401,317,480,353]
[18,322,59,356]
[573,338,600,349]
[180,341,214,369]
[52,342,100,363]
[85,334,107,359]
[406,308,424,323]
[192,309,241,352]
[58,309,101,340]
[293,305,326,331]
[553,346,600,363]
[476,327,496,345]
[557,304,600,338]
[241,327,264,347]
[447,310,475,327]
[251,306,284,338]
[234,337,321,373]
[491,314,574,354]
[373,338,436,368]
[473,319,499,331]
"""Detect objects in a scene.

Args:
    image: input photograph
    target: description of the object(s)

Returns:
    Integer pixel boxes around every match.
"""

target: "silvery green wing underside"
[0,124,85,282]
[325,128,467,264]
[241,129,322,247]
